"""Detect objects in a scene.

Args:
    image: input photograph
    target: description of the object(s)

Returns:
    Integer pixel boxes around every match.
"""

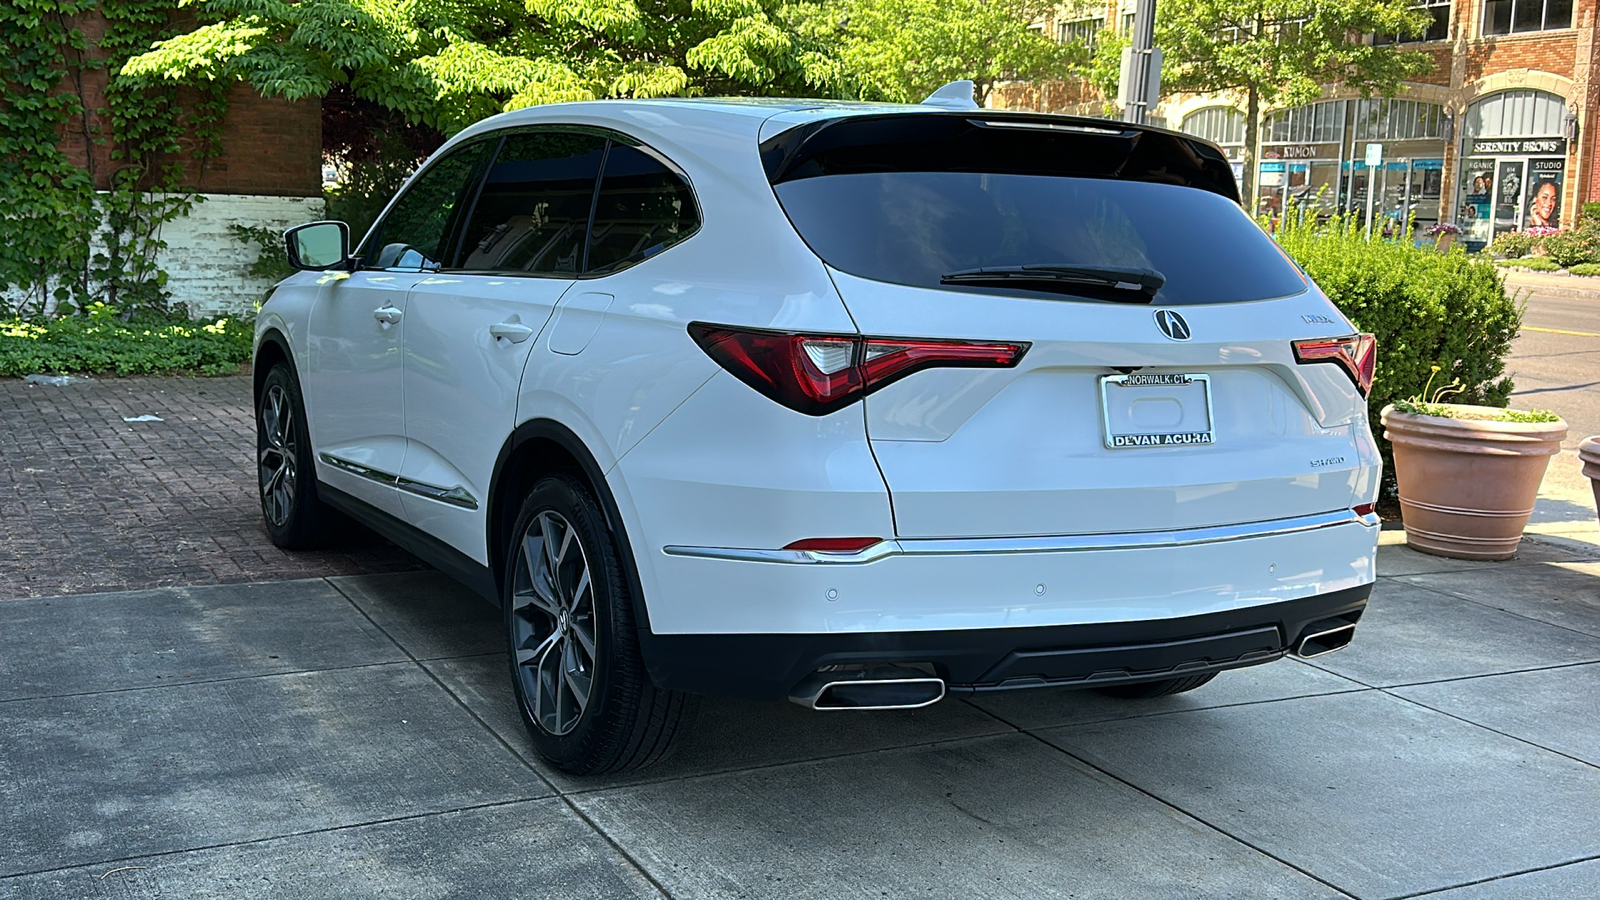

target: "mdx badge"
[1154,309,1191,341]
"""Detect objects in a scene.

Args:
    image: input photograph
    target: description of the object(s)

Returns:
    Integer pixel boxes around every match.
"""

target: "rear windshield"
[765,115,1307,305]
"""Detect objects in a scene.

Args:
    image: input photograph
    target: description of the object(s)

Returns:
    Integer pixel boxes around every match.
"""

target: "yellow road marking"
[1523,326,1600,337]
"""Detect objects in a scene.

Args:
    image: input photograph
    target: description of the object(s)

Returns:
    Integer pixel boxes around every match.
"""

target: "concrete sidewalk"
[1501,268,1600,301]
[1526,447,1600,557]
[4,536,1600,899]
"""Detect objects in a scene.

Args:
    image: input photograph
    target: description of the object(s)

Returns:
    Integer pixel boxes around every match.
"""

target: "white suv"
[257,94,1380,774]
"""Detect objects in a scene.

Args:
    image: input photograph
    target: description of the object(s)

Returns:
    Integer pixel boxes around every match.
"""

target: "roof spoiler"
[922,80,978,110]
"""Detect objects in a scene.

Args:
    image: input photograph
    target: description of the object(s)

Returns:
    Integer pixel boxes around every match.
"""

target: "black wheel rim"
[258,384,298,527]
[510,510,597,736]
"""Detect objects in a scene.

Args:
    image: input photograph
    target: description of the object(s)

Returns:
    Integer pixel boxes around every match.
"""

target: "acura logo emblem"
[1154,309,1191,341]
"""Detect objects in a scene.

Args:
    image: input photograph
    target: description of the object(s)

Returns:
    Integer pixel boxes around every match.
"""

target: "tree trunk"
[1242,84,1260,215]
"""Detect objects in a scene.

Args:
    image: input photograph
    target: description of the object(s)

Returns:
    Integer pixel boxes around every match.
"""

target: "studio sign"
[1469,138,1568,155]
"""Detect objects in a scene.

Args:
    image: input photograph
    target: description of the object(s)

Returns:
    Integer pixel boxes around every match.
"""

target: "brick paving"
[0,375,425,600]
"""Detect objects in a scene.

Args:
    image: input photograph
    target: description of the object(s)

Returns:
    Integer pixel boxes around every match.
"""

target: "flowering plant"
[1423,222,1461,236]
[1524,226,1560,237]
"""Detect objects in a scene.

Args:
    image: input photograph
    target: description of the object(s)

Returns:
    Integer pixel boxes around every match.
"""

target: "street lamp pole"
[1121,0,1158,124]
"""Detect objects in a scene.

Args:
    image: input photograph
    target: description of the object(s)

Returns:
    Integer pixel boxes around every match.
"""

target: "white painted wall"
[161,193,324,319]
[0,193,324,320]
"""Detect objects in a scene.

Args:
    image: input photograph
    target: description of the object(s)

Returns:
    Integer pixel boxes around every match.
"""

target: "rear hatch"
[764,112,1377,538]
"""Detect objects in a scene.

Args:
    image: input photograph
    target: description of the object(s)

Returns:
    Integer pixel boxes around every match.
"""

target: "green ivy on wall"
[0,0,227,319]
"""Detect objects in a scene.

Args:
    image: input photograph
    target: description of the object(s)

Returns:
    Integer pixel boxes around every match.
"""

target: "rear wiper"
[940,264,1165,301]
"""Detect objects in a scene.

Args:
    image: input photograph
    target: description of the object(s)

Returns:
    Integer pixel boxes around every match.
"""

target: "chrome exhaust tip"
[1294,620,1357,658]
[788,666,946,710]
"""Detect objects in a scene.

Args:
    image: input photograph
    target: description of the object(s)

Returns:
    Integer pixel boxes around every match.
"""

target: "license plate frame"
[1099,373,1215,449]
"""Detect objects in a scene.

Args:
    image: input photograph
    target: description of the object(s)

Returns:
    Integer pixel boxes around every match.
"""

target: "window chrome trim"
[662,509,1378,565]
[317,453,479,510]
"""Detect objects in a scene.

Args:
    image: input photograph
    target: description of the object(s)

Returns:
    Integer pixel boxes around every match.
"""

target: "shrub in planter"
[1275,214,1520,459]
[1570,262,1600,276]
[1383,380,1564,559]
[1489,230,1535,259]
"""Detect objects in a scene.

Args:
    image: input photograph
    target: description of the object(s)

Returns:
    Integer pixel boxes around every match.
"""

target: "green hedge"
[1539,228,1600,267]
[1569,262,1600,276]
[1494,257,1562,271]
[1275,215,1519,445]
[0,315,253,377]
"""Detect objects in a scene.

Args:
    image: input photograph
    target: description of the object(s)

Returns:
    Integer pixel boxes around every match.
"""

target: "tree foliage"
[121,0,848,134]
[1090,0,1434,198]
[121,0,1079,133]
[824,0,1080,104]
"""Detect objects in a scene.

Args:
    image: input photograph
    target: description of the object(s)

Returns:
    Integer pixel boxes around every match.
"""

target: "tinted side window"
[366,140,492,271]
[457,132,607,275]
[587,145,699,274]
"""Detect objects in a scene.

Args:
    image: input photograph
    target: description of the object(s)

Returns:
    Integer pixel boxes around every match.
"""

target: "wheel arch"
[488,419,654,634]
[253,328,295,404]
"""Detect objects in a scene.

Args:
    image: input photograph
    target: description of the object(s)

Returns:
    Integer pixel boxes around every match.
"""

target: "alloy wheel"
[510,510,598,736]
[258,384,298,527]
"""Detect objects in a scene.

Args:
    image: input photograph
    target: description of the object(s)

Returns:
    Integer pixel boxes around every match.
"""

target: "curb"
[1502,271,1600,301]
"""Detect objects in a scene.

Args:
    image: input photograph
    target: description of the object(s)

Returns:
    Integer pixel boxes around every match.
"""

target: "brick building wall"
[54,10,320,197]
[8,9,326,317]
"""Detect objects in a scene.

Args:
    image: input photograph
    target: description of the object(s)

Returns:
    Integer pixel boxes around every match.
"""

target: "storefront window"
[1457,90,1569,251]
[1255,99,1445,232]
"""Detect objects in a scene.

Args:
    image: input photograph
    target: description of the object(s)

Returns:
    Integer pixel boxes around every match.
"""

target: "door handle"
[373,306,403,325]
[489,321,535,344]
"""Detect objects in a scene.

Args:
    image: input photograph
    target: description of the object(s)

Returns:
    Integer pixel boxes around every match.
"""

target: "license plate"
[1100,373,1215,449]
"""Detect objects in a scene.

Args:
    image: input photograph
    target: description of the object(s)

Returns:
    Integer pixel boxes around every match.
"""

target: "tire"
[256,363,334,549]
[1094,672,1218,699]
[504,474,695,775]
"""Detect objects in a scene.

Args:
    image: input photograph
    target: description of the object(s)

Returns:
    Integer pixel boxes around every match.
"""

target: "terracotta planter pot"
[1579,436,1600,525]
[1381,404,1567,560]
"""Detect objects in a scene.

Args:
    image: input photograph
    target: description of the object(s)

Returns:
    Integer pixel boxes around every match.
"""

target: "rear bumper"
[642,583,1371,700]
[636,511,1378,635]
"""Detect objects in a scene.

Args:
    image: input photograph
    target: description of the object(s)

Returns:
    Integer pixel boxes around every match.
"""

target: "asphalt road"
[1508,285,1600,449]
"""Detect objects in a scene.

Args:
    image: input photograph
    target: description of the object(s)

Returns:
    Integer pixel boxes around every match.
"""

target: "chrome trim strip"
[662,509,1376,565]
[662,542,900,565]
[318,453,479,510]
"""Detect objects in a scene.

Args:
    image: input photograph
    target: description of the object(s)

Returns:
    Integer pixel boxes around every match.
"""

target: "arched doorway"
[1457,90,1570,251]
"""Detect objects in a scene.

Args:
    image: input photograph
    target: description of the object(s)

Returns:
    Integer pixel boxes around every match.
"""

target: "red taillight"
[1293,333,1376,397]
[783,537,883,552]
[689,323,1028,415]
[1353,503,1375,517]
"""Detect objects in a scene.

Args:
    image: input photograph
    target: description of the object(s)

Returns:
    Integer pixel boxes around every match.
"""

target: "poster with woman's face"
[1527,159,1565,229]
[1459,160,1496,246]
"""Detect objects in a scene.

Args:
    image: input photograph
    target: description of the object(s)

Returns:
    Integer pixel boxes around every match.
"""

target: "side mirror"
[284,221,351,271]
